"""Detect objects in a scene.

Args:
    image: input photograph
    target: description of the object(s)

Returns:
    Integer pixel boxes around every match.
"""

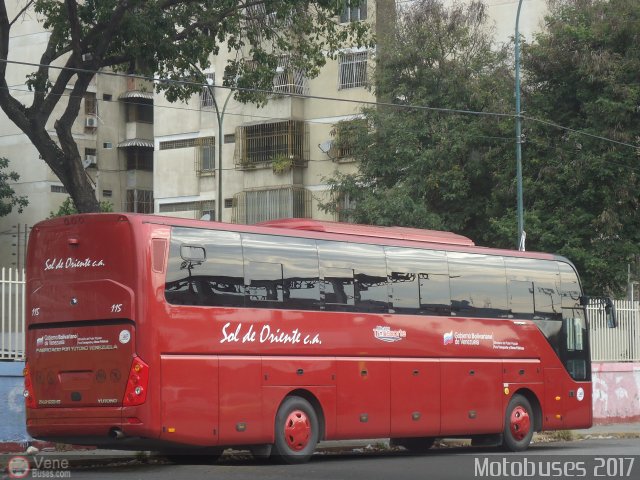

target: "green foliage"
[322,0,514,239]
[323,0,640,295]
[0,157,28,217]
[515,0,640,294]
[49,197,113,218]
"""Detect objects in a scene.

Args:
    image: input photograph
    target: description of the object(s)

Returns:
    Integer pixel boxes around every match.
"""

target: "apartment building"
[0,2,154,268]
[0,0,548,267]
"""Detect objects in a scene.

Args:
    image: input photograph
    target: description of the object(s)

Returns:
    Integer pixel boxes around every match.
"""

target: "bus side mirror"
[604,297,617,328]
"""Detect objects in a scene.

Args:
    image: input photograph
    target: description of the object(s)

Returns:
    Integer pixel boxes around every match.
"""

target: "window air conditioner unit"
[85,116,98,128]
[82,155,97,168]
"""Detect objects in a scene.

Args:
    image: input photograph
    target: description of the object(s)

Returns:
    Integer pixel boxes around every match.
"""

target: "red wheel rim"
[283,409,311,451]
[509,405,531,441]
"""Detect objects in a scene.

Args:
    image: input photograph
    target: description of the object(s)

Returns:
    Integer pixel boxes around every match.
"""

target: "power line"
[0,57,638,151]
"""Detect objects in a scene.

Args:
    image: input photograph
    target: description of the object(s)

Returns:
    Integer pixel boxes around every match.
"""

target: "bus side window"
[321,267,355,307]
[318,241,388,313]
[419,273,451,316]
[165,228,245,307]
[246,261,284,303]
[388,271,419,314]
[508,280,534,319]
[448,253,508,318]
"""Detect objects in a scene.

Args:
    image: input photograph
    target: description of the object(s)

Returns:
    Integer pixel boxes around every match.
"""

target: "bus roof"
[257,219,475,247]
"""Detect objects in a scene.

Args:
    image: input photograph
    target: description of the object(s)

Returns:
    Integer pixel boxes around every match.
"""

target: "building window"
[159,138,198,150]
[224,134,235,144]
[126,189,153,214]
[232,186,311,224]
[103,93,112,101]
[273,56,308,95]
[200,73,215,108]
[195,137,215,175]
[126,148,154,171]
[234,120,308,169]
[224,198,234,208]
[102,189,113,198]
[336,192,356,223]
[103,142,113,149]
[340,0,367,23]
[51,185,67,194]
[331,118,367,160]
[84,92,97,115]
[338,51,368,90]
[159,200,215,220]
[125,101,153,123]
[85,148,97,157]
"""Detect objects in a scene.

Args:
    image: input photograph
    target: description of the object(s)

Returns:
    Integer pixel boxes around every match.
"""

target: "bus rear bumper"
[26,407,151,444]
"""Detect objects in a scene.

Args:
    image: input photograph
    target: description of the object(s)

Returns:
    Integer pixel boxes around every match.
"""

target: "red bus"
[24,214,604,463]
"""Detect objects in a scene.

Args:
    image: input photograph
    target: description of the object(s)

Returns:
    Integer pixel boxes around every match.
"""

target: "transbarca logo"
[372,326,407,343]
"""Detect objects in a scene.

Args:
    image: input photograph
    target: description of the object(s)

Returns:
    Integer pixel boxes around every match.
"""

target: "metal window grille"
[336,192,357,223]
[232,186,311,224]
[273,56,309,96]
[125,189,154,214]
[338,51,368,90]
[159,138,198,150]
[84,92,97,115]
[234,120,308,169]
[50,185,67,194]
[340,0,367,23]
[0,267,25,360]
[201,73,215,108]
[159,200,215,220]
[126,148,154,171]
[194,137,215,175]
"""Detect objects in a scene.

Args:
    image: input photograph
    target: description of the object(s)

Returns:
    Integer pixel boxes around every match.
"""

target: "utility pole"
[515,0,525,251]
[206,79,234,222]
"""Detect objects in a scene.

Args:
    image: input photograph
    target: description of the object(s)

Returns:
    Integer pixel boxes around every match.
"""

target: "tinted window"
[559,262,582,309]
[165,228,245,307]
[386,247,450,316]
[317,241,388,313]
[242,234,320,310]
[448,253,508,318]
[505,257,561,321]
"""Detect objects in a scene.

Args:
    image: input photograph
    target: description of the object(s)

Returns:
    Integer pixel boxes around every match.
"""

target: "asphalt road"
[11,438,638,480]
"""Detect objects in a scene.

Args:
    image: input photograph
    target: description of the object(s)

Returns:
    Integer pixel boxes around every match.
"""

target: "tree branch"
[9,0,34,27]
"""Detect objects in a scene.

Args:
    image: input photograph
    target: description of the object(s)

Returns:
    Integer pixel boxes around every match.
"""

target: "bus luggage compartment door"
[160,355,219,445]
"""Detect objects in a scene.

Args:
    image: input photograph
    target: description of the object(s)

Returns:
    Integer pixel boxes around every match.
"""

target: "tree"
[0,0,369,213]
[0,156,28,216]
[512,0,640,294]
[322,0,514,240]
[48,196,112,218]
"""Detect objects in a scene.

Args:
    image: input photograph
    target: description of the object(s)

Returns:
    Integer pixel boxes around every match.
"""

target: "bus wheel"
[503,394,534,452]
[391,437,435,453]
[272,396,319,464]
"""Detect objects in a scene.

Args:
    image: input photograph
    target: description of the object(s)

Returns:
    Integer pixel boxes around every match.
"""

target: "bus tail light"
[123,356,149,406]
[23,363,37,409]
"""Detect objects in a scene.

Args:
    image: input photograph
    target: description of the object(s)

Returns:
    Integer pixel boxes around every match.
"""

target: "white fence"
[1,268,25,361]
[587,300,640,362]
[0,266,637,363]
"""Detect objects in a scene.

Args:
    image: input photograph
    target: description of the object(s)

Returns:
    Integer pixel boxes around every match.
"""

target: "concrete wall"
[593,362,640,424]
[0,360,638,444]
[0,362,29,444]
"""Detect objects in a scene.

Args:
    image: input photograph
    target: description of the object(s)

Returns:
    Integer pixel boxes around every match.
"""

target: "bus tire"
[503,394,534,452]
[391,437,435,453]
[272,396,319,464]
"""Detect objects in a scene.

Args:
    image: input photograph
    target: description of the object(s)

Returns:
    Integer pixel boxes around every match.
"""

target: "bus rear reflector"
[123,356,149,407]
[23,363,37,409]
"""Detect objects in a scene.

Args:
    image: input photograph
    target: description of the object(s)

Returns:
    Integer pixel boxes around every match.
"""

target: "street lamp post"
[206,80,233,222]
[515,0,525,251]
